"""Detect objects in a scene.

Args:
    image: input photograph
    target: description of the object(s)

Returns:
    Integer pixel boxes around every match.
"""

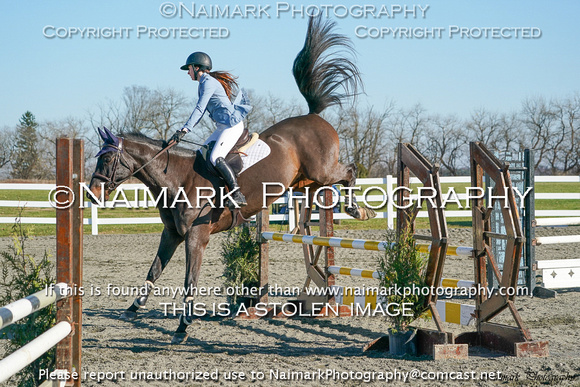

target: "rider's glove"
[170,128,189,144]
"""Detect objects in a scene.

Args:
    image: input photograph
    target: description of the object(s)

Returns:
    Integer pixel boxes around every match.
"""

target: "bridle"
[91,138,179,192]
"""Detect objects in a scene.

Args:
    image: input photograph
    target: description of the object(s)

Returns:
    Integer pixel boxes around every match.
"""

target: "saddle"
[197,127,259,176]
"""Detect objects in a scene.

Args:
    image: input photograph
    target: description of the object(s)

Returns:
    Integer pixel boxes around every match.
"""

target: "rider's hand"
[170,129,188,144]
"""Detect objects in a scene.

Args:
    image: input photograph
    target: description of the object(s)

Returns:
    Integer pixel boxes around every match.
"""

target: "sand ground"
[2,226,580,386]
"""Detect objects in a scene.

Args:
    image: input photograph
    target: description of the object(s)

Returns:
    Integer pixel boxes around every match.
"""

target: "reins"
[92,138,181,191]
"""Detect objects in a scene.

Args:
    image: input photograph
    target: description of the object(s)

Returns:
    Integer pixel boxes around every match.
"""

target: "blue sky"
[1,0,578,127]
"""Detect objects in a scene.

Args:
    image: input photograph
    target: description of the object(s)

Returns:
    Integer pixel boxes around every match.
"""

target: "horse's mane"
[292,15,363,115]
[124,132,195,158]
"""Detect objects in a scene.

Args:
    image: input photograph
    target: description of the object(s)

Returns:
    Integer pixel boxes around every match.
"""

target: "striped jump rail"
[262,232,474,257]
[327,266,475,289]
[0,283,69,330]
[331,286,475,326]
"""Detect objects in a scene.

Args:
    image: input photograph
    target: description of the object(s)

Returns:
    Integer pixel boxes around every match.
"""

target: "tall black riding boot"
[214,157,247,209]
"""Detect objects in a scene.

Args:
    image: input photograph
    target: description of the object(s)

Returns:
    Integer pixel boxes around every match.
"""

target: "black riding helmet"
[180,52,212,71]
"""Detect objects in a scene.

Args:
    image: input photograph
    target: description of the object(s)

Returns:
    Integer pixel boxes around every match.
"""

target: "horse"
[89,15,376,344]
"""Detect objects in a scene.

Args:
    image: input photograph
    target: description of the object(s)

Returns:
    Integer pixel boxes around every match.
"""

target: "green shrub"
[220,225,260,307]
[0,215,55,387]
[377,227,428,333]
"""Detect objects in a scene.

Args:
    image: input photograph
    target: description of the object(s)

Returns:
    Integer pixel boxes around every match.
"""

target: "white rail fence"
[0,176,578,235]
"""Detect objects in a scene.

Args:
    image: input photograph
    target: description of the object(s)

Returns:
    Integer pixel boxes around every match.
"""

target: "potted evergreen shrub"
[377,227,428,356]
[220,225,260,309]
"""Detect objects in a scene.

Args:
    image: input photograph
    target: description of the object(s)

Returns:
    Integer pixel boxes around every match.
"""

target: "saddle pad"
[239,139,271,174]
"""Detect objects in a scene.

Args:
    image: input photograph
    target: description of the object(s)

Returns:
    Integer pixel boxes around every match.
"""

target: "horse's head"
[88,127,135,202]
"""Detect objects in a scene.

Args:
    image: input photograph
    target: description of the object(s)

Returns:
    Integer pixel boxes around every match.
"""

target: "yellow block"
[365,289,377,309]
[441,278,460,288]
[343,287,355,306]
[445,302,461,325]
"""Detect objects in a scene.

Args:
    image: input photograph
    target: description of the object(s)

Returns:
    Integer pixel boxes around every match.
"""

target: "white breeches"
[204,121,244,166]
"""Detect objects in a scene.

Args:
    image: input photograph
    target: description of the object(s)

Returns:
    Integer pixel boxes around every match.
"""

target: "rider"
[171,52,251,209]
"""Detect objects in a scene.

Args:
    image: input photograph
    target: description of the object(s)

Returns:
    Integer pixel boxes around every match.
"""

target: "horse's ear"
[98,127,107,141]
[102,127,119,146]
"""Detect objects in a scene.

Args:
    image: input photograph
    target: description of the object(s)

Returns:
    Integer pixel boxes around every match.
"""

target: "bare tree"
[389,103,428,145]
[121,85,154,133]
[237,91,306,134]
[466,108,502,150]
[497,111,523,153]
[81,84,579,177]
[89,85,188,136]
[0,126,15,170]
[520,97,557,172]
[423,114,468,175]
[261,93,305,128]
[550,94,579,173]
[38,116,97,178]
[146,88,189,141]
[384,103,428,173]
[333,104,393,177]
[87,98,126,138]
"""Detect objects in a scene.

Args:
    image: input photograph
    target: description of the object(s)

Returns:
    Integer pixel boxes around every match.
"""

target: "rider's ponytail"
[208,71,238,100]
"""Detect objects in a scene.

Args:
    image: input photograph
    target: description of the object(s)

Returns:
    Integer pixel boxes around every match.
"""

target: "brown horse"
[89,16,375,343]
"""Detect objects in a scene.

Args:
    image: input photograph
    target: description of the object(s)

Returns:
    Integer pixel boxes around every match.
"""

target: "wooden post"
[319,189,335,293]
[257,209,269,304]
[396,143,411,237]
[55,138,83,387]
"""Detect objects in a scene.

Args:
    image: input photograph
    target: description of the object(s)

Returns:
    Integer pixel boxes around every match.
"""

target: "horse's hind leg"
[337,163,377,220]
[120,227,184,320]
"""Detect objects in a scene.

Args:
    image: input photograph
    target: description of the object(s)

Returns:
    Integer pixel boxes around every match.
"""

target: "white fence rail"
[0,175,578,235]
[0,283,71,383]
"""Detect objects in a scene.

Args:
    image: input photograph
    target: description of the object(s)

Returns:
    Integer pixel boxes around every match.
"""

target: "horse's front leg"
[120,226,184,320]
[171,225,211,344]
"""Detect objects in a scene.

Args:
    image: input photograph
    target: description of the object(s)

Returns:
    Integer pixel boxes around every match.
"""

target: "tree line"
[334,94,579,177]
[1,86,578,180]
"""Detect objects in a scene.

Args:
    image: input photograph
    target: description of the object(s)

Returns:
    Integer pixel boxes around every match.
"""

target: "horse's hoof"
[171,332,189,344]
[346,205,377,221]
[120,310,137,321]
[361,207,377,220]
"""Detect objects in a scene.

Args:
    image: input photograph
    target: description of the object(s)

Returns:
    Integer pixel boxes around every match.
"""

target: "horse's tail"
[292,15,363,115]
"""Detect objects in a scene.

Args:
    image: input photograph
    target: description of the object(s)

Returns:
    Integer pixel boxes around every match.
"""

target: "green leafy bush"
[377,227,428,333]
[220,225,260,307]
[0,216,55,387]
